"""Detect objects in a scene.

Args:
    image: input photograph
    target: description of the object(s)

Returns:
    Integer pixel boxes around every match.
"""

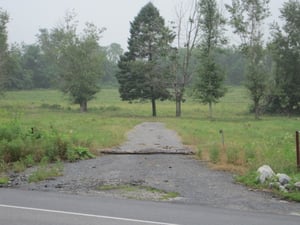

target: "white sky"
[0,0,287,49]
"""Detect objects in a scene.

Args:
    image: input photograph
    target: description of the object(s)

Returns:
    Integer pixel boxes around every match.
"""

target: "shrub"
[0,119,93,168]
[67,146,95,162]
[0,120,22,141]
[43,136,69,162]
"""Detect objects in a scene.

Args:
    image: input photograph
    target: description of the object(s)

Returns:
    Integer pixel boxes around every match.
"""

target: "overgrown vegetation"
[0,116,96,174]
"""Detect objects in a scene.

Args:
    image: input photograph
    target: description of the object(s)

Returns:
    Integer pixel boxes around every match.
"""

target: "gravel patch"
[7,122,300,215]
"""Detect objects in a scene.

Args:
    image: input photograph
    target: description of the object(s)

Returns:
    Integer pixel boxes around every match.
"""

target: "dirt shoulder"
[9,122,300,215]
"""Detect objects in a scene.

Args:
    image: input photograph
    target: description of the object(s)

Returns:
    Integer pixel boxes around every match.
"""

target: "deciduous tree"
[267,0,300,114]
[171,0,202,117]
[37,12,106,112]
[226,0,270,119]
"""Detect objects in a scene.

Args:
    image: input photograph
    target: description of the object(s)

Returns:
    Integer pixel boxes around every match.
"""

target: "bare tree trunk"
[176,98,181,117]
[209,102,213,119]
[80,100,87,113]
[254,100,260,120]
[152,97,157,117]
[175,89,183,117]
[172,1,200,118]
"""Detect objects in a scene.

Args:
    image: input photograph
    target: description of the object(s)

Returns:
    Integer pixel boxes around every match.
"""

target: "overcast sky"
[0,0,287,49]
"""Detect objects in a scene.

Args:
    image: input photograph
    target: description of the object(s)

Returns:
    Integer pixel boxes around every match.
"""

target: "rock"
[269,182,280,190]
[284,183,293,191]
[295,182,300,191]
[277,173,291,185]
[279,185,288,193]
[257,165,275,184]
[55,184,63,188]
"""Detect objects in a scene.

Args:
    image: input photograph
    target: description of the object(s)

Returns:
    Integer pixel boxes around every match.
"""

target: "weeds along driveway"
[10,122,300,216]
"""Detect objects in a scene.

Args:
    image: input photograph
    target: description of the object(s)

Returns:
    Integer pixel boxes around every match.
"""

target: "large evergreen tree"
[267,0,300,114]
[193,0,227,119]
[117,2,175,117]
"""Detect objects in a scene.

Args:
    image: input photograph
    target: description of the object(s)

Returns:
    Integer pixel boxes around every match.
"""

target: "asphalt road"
[0,189,299,225]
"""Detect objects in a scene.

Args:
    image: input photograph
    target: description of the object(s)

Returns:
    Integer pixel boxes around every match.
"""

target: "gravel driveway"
[9,122,300,215]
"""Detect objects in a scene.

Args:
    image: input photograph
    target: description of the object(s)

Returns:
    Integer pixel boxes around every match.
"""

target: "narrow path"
[101,122,193,154]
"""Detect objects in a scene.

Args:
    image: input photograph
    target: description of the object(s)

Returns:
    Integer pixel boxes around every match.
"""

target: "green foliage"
[37,11,106,112]
[117,2,175,117]
[193,0,227,118]
[226,0,270,119]
[102,43,123,86]
[28,162,63,183]
[67,146,95,162]
[0,117,95,173]
[236,172,300,202]
[235,172,261,187]
[266,0,300,114]
[0,175,9,185]
[12,160,26,173]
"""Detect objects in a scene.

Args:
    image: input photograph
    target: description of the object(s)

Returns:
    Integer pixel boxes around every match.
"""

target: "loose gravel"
[7,122,300,215]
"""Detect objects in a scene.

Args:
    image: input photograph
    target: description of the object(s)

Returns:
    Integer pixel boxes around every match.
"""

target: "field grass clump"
[0,175,9,185]
[28,161,64,183]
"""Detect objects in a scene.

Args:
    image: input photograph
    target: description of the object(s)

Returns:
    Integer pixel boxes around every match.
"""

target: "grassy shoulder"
[28,161,64,183]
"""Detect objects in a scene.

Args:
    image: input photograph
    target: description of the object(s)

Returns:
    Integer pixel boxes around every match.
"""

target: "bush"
[0,119,94,172]
[67,146,95,162]
[0,120,22,141]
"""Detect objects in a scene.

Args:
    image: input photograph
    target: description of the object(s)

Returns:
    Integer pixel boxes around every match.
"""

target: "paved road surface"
[0,189,299,225]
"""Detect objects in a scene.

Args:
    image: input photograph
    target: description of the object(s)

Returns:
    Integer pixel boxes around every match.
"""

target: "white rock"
[279,185,288,193]
[257,165,275,184]
[277,173,291,185]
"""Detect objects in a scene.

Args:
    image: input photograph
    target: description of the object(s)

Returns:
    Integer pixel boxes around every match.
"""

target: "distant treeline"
[2,44,246,90]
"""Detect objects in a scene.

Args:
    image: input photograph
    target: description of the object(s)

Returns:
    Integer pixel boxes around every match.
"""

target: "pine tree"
[193,0,227,119]
[117,2,175,117]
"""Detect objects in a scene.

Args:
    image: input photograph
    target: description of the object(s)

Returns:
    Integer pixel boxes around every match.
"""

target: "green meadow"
[1,87,300,200]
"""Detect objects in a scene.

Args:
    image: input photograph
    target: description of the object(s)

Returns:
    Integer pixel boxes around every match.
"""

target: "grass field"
[0,87,300,200]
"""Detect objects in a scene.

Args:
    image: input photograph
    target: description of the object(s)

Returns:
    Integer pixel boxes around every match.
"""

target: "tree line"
[0,0,299,117]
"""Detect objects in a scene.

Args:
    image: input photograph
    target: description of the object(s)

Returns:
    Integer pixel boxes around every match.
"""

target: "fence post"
[296,131,300,169]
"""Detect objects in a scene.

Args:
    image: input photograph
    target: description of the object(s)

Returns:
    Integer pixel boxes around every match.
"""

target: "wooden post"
[296,131,300,169]
[219,130,225,149]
